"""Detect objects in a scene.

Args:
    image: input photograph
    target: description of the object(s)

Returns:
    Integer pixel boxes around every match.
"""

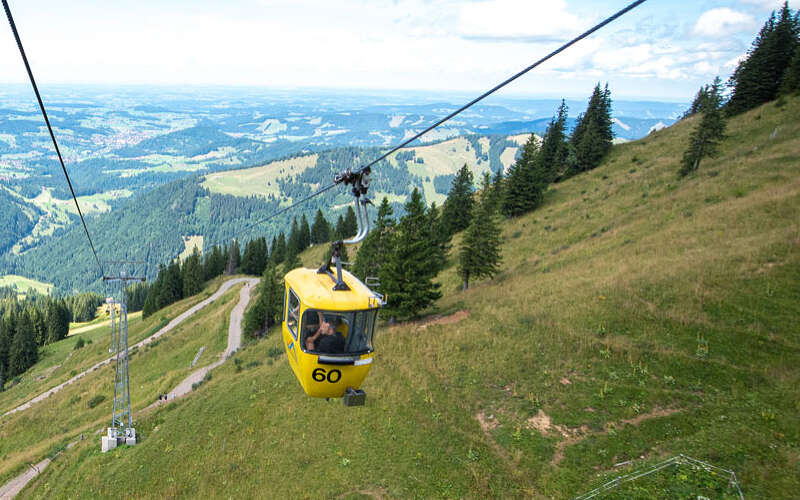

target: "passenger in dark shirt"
[316,329,345,353]
[306,312,345,353]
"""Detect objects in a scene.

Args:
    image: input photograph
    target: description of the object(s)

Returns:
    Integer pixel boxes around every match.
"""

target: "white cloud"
[738,0,784,9]
[692,8,757,37]
[458,0,582,41]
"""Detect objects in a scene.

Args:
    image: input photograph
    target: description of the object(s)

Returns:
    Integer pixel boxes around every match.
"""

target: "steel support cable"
[214,0,648,238]
[2,0,105,278]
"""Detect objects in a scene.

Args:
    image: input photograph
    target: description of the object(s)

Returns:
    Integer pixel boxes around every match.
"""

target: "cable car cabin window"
[286,289,300,340]
[301,309,377,355]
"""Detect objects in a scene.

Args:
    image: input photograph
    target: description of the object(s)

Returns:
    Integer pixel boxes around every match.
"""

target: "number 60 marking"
[312,367,342,383]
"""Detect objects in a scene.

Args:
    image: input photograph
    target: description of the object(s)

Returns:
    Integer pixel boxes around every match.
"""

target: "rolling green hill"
[5,133,526,293]
[6,96,800,498]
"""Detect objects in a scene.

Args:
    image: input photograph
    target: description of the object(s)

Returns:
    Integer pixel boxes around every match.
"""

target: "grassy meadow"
[0,276,247,487]
[0,275,53,297]
[8,96,800,498]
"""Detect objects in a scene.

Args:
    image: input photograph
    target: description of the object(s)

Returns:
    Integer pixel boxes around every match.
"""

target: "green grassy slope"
[16,97,800,498]
[0,276,246,486]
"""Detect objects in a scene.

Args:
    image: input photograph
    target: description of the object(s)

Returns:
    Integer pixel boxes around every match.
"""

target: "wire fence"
[574,454,744,500]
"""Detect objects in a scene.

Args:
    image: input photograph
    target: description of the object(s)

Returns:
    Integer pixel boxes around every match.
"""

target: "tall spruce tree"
[181,247,204,296]
[159,259,184,307]
[342,206,358,239]
[380,188,444,319]
[333,214,346,240]
[680,77,727,176]
[503,133,540,217]
[225,240,241,275]
[9,310,37,377]
[311,209,331,244]
[243,262,283,340]
[203,244,226,281]
[240,237,268,276]
[458,191,503,290]
[353,197,395,280]
[440,164,475,237]
[568,86,613,176]
[726,3,799,115]
[0,314,11,379]
[271,232,287,265]
[537,99,570,182]
[780,44,800,95]
[287,217,301,261]
[299,214,311,251]
[488,167,505,215]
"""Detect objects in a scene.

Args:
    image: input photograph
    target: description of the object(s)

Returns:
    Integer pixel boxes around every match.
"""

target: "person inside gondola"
[305,311,345,353]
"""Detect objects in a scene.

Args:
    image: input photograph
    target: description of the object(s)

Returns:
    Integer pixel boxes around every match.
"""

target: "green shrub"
[87,394,106,409]
[74,338,85,350]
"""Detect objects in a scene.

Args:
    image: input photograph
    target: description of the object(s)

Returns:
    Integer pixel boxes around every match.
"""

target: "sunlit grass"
[11,97,800,498]
[0,277,246,486]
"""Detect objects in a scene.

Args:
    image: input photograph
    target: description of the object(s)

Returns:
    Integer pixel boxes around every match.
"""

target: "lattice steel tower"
[101,268,145,453]
[107,297,117,354]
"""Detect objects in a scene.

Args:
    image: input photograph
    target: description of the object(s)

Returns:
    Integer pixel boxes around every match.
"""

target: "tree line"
[0,293,77,390]
[679,2,799,176]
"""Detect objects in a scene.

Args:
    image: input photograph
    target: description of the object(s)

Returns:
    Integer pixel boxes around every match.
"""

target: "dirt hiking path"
[0,277,258,498]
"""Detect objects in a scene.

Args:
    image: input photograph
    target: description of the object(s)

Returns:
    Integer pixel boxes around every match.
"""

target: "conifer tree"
[9,310,37,376]
[45,300,69,344]
[0,315,11,379]
[271,232,287,265]
[287,217,301,260]
[159,259,184,306]
[458,193,503,290]
[182,247,204,297]
[727,3,799,115]
[537,99,570,182]
[333,214,346,240]
[683,84,712,118]
[780,44,800,95]
[568,87,613,176]
[142,264,165,318]
[427,202,449,271]
[30,308,46,347]
[299,214,311,251]
[311,209,331,244]
[225,240,241,275]
[353,197,395,280]
[488,167,505,215]
[440,164,475,237]
[381,188,444,319]
[680,77,727,176]
[240,237,268,276]
[503,133,540,217]
[342,206,358,239]
[203,245,226,281]
[243,262,283,339]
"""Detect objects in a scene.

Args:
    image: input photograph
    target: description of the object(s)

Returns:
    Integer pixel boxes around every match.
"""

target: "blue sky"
[0,0,789,101]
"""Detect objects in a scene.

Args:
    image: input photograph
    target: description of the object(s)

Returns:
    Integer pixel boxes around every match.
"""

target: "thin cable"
[354,0,648,176]
[3,0,105,278]
[216,0,648,236]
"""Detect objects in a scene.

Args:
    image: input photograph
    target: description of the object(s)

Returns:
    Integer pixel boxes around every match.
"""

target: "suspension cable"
[3,0,105,278]
[214,0,648,238]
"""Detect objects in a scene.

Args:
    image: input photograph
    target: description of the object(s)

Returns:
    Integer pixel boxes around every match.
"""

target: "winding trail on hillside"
[0,277,259,499]
[146,278,257,407]
[2,277,254,419]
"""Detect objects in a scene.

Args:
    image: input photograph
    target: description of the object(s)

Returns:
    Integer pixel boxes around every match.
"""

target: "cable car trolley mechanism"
[281,167,385,406]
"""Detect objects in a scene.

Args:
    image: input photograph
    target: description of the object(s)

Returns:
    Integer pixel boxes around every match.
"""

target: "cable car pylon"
[100,263,146,453]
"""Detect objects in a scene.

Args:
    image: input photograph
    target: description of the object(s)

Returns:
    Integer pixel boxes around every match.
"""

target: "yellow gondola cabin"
[282,266,384,406]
